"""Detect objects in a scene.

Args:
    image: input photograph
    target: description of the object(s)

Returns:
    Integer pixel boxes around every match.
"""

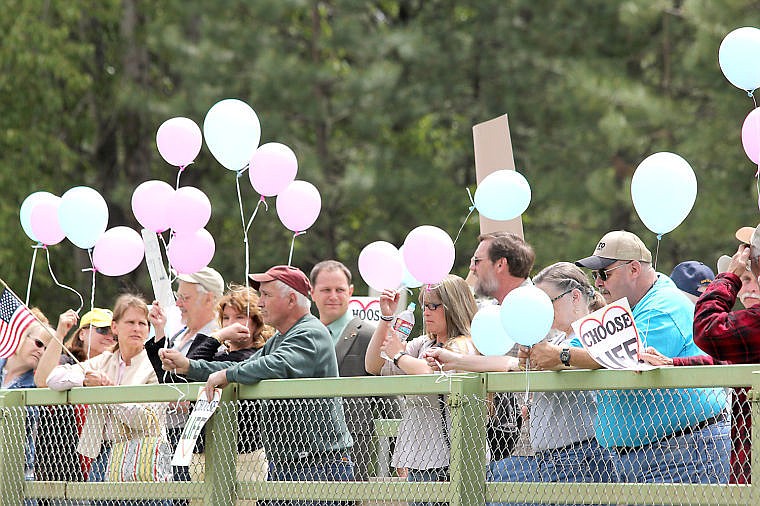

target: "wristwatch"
[392,351,408,366]
[559,348,571,367]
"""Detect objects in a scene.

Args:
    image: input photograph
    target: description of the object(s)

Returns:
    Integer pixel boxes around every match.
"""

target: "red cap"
[249,265,312,298]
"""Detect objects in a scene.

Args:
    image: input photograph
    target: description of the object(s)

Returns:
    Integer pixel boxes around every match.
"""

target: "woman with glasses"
[0,319,53,492]
[365,274,478,506]
[524,262,617,491]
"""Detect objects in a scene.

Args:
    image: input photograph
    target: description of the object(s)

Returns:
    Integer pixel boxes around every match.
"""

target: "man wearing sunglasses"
[530,230,727,485]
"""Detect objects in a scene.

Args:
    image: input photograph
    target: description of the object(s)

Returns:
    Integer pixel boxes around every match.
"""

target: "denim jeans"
[261,455,354,506]
[612,418,731,484]
[407,467,449,506]
[488,456,539,506]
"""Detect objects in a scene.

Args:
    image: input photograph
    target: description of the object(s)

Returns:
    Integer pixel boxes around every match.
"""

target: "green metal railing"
[3,364,759,505]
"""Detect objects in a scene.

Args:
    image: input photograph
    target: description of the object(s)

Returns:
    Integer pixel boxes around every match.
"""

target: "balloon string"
[653,235,662,271]
[44,246,84,313]
[287,232,307,267]
[245,196,267,234]
[158,233,174,283]
[175,168,182,190]
[452,188,477,246]
[235,173,252,314]
[25,243,42,305]
[87,248,96,310]
[524,355,531,405]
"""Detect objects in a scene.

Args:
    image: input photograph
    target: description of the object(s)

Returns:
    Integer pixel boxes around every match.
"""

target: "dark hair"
[533,262,605,311]
[309,260,352,286]
[217,284,274,349]
[478,232,535,279]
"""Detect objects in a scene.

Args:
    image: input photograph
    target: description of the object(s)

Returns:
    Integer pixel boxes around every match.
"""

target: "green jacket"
[187,313,353,463]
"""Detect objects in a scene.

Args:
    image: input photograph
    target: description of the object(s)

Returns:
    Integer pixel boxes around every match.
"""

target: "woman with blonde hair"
[366,274,478,506]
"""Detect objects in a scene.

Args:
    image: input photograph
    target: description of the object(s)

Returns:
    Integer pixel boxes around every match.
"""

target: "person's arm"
[524,340,601,371]
[365,289,400,375]
[694,248,760,362]
[424,347,518,372]
[36,310,78,387]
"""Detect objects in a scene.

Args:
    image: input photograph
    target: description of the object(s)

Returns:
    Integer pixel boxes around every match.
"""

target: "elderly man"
[161,265,354,502]
[145,266,224,489]
[310,260,377,480]
[528,230,728,484]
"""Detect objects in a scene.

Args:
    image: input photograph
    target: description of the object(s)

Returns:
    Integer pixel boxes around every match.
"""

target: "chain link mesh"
[6,380,757,505]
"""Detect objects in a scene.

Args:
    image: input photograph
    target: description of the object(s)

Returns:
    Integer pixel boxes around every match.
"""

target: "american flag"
[0,288,36,358]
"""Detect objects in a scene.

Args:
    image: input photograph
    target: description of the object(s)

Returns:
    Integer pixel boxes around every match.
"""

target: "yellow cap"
[78,308,113,330]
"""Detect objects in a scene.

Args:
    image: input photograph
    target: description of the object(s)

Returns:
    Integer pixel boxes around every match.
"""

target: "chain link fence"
[3,367,758,506]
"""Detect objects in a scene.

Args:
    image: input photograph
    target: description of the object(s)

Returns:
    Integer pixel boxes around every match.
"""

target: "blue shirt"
[571,274,726,447]
[0,358,38,478]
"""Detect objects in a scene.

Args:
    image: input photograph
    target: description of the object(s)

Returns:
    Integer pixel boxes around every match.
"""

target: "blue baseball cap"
[670,261,715,297]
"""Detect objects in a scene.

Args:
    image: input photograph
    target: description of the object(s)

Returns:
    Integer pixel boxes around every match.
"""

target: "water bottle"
[392,302,416,340]
[381,303,416,362]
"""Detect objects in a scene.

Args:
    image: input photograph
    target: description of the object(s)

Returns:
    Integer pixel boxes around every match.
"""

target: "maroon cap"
[249,265,312,298]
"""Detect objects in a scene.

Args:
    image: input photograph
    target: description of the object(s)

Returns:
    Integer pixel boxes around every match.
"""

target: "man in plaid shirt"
[693,242,760,484]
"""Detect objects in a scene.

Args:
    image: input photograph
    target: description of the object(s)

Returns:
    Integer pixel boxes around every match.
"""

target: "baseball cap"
[176,267,225,297]
[575,231,653,270]
[735,226,755,245]
[670,261,715,297]
[79,308,113,330]
[716,255,732,274]
[249,265,312,298]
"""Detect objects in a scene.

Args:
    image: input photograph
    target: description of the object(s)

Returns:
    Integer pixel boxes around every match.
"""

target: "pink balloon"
[156,117,202,167]
[359,241,404,291]
[167,228,215,274]
[742,108,760,165]
[92,227,145,276]
[402,225,455,284]
[131,181,176,233]
[275,181,321,232]
[169,186,211,234]
[30,199,65,245]
[249,143,298,196]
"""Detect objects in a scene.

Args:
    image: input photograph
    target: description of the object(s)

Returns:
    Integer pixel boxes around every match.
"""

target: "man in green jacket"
[161,265,354,504]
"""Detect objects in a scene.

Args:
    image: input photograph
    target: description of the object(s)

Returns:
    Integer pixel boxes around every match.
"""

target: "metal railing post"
[0,390,26,506]
[204,384,239,506]
[447,374,488,506]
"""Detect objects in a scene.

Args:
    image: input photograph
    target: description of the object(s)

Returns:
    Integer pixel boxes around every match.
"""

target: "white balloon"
[471,305,515,356]
[58,186,109,249]
[474,170,531,221]
[719,27,760,92]
[500,286,554,347]
[203,99,261,171]
[20,191,58,242]
[631,152,697,235]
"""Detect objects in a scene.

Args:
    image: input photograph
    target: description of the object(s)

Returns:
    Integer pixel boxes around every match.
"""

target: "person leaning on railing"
[45,294,165,490]
[365,274,478,506]
[160,265,355,506]
[688,240,760,484]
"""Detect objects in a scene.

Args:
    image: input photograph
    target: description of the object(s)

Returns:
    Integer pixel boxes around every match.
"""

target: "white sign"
[570,298,654,371]
[171,388,222,466]
[348,296,382,324]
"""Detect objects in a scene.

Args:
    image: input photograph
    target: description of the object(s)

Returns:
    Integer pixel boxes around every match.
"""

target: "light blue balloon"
[58,186,109,249]
[20,191,57,242]
[474,170,531,221]
[500,286,554,347]
[719,27,760,92]
[203,99,261,171]
[399,245,423,288]
[471,305,515,356]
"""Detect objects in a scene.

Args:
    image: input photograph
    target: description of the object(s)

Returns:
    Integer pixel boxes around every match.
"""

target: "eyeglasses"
[470,256,484,266]
[550,289,574,303]
[593,260,633,282]
[93,326,111,336]
[174,292,192,303]
[422,302,444,311]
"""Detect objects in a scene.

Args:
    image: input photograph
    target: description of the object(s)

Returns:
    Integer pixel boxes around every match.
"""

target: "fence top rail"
[4,364,758,406]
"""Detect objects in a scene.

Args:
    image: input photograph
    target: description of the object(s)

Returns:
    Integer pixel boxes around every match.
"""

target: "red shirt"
[692,272,760,484]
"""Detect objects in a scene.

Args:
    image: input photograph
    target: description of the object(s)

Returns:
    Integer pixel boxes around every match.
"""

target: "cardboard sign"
[347,296,382,324]
[570,298,654,371]
[171,388,222,466]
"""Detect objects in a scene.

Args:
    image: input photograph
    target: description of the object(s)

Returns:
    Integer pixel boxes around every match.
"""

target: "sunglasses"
[550,288,574,303]
[29,338,45,349]
[89,326,111,336]
[422,302,444,311]
[592,260,633,282]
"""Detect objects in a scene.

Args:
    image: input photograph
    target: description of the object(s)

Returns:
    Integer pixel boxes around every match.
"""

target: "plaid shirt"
[692,272,760,484]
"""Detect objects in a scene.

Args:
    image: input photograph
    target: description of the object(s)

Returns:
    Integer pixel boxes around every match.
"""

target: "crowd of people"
[5,225,759,505]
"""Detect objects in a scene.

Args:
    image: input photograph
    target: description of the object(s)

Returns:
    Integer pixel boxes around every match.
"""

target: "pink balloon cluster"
[131,181,215,274]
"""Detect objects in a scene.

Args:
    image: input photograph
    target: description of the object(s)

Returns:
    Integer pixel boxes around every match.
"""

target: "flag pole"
[0,277,83,368]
